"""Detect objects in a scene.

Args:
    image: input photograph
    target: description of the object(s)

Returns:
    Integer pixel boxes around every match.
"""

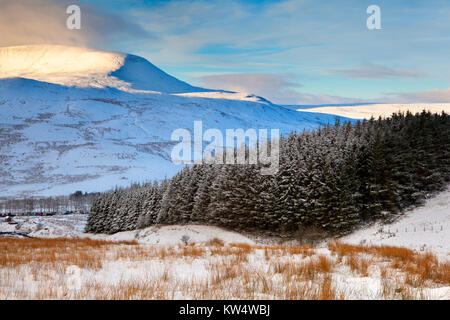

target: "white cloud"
[197,72,364,105]
[387,88,450,103]
[198,73,301,92]
[336,63,425,79]
[197,73,303,103]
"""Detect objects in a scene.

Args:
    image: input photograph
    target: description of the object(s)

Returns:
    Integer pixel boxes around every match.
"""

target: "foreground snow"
[0,238,448,300]
[1,190,449,300]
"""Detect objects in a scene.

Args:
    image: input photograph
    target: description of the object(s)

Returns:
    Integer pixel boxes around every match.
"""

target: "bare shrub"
[180,235,190,245]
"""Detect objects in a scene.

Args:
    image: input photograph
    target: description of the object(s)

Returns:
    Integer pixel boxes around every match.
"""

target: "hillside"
[0,45,347,198]
[341,188,450,254]
[296,103,450,120]
[86,112,450,236]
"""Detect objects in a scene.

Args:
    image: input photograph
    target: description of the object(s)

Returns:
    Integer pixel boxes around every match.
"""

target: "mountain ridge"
[0,44,206,94]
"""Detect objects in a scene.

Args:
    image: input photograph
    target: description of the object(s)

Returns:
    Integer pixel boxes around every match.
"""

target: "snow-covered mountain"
[0,45,346,198]
[0,45,205,93]
[296,103,450,120]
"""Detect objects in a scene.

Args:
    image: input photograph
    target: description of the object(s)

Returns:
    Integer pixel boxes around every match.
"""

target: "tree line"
[86,111,450,236]
[0,191,98,215]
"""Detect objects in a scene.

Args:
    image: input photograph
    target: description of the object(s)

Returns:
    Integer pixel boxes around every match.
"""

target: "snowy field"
[296,103,450,120]
[0,237,448,300]
[0,189,449,300]
[0,214,254,245]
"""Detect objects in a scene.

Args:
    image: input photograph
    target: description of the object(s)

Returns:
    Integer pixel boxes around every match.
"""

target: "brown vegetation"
[0,238,448,300]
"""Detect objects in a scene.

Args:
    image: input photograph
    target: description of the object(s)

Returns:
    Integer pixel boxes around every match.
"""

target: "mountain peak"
[0,44,204,94]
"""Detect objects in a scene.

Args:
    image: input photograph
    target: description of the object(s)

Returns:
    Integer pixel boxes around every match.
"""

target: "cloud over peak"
[198,73,302,93]
[196,72,366,105]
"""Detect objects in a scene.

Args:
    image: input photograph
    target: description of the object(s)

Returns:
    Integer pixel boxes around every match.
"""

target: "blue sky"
[2,0,450,104]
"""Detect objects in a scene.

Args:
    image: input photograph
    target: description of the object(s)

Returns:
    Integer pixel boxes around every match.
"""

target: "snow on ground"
[0,214,255,245]
[0,214,87,238]
[90,224,255,245]
[296,103,450,119]
[340,188,450,255]
[1,190,449,300]
[1,236,448,300]
[176,91,272,104]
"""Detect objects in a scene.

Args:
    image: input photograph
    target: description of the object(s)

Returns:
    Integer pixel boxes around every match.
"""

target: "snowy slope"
[0,45,204,93]
[0,45,348,197]
[0,214,255,245]
[296,103,450,119]
[340,188,450,254]
[89,225,255,245]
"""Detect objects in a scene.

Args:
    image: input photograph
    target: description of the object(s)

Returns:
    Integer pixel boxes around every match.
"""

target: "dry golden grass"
[0,238,137,270]
[270,255,334,285]
[229,242,252,254]
[328,241,450,290]
[260,244,314,257]
[316,255,333,273]
[179,245,205,258]
[318,274,337,300]
[206,237,224,247]
[0,238,448,300]
[346,253,370,277]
